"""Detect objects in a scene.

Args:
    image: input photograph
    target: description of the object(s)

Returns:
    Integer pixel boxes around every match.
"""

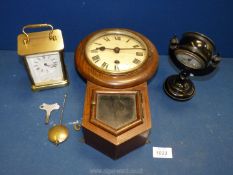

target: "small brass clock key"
[39,103,60,124]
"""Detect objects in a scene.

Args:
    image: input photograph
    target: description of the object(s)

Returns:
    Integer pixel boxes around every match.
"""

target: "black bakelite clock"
[164,32,221,101]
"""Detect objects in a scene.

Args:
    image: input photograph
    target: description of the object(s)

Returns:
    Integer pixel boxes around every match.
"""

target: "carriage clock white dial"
[26,52,64,84]
[85,30,148,74]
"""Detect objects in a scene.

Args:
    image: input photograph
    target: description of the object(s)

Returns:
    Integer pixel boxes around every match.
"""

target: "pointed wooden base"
[82,82,152,159]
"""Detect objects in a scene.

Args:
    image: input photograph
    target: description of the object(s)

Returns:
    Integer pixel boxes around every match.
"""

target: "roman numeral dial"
[85,29,148,74]
[101,62,109,69]
[92,55,100,63]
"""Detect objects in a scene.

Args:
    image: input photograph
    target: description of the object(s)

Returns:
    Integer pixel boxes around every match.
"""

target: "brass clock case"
[17,24,69,91]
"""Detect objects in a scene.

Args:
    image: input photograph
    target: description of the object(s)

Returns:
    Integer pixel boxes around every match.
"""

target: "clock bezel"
[75,28,159,88]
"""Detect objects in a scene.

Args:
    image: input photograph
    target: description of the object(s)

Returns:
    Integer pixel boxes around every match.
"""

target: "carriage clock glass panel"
[26,52,64,84]
[85,30,148,74]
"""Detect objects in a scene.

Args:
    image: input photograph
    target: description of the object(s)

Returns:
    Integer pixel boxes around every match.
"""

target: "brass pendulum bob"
[48,93,69,145]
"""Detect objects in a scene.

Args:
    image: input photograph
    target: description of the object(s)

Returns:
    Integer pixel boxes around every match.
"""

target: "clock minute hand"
[96,46,146,50]
[96,46,146,54]
[119,48,146,50]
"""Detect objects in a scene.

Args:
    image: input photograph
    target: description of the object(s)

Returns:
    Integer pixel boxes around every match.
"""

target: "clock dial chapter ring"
[75,28,159,88]
[84,29,149,75]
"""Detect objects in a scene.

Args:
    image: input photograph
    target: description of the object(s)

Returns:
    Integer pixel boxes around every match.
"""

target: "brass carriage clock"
[17,24,69,91]
[75,28,159,159]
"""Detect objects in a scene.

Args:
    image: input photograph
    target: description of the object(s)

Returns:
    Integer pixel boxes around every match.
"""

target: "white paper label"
[153,147,173,159]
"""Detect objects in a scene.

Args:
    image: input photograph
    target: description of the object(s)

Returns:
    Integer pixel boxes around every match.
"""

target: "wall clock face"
[85,29,148,74]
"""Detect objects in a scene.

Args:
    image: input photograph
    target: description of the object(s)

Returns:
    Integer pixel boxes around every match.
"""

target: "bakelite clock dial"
[75,28,159,159]
[175,51,205,69]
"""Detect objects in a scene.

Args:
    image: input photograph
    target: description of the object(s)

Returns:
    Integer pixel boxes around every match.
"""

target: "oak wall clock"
[75,28,159,159]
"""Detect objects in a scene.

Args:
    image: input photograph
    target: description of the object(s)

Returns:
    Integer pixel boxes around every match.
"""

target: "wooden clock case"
[75,29,159,159]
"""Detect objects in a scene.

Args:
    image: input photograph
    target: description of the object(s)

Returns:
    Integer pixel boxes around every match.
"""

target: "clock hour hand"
[96,46,113,51]
[44,63,57,68]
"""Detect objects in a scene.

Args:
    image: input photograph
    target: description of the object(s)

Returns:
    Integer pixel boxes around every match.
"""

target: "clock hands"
[44,63,57,68]
[95,46,146,53]
[118,48,146,50]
